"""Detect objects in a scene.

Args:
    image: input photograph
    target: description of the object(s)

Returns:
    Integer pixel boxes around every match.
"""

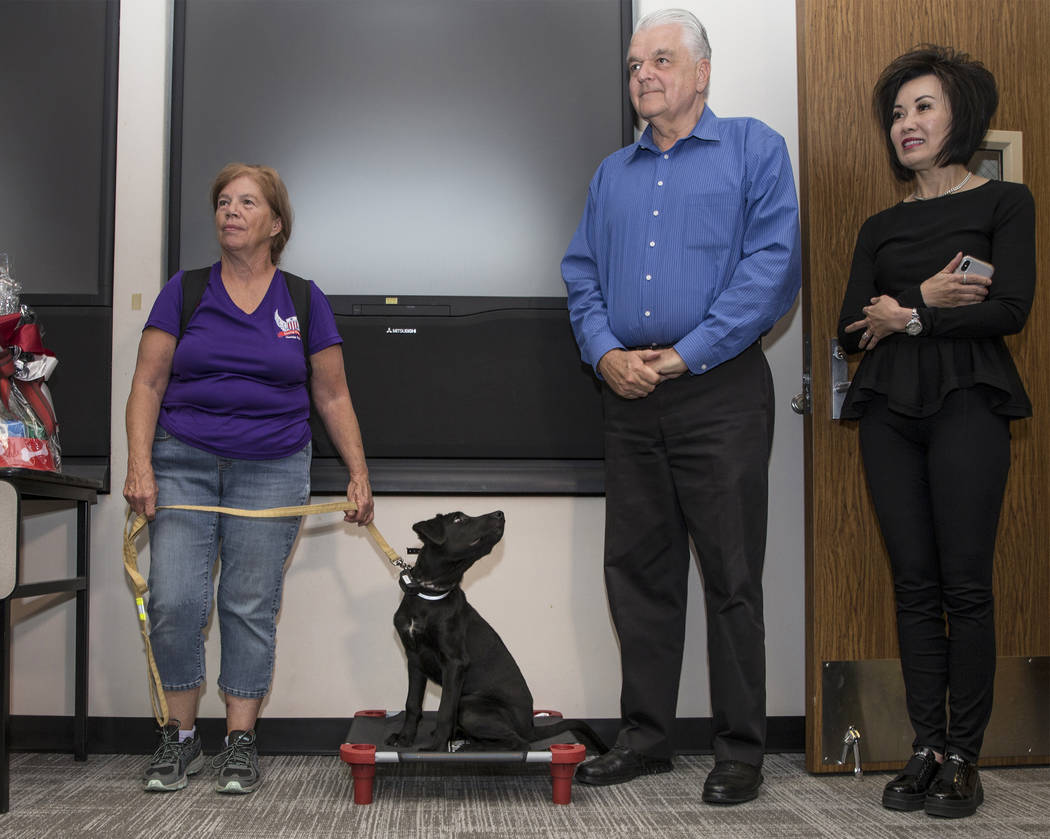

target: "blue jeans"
[147,428,310,699]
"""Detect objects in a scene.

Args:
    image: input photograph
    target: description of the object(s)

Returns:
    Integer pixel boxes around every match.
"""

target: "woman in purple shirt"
[125,163,374,795]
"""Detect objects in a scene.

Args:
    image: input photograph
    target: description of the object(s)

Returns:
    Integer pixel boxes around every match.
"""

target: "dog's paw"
[385,731,416,748]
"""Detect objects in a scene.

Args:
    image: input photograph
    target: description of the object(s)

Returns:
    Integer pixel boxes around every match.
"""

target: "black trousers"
[602,343,773,764]
[859,388,1010,761]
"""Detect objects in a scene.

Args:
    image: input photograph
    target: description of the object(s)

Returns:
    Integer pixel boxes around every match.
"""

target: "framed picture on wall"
[969,129,1023,183]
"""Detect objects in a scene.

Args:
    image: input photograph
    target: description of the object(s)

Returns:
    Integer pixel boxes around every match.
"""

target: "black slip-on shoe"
[575,745,673,786]
[702,760,763,805]
[924,754,983,819]
[882,747,940,811]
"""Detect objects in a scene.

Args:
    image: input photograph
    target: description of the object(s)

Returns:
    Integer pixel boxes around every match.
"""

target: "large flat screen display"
[172,0,631,298]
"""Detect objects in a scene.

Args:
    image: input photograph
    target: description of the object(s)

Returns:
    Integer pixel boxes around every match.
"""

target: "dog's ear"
[412,516,447,546]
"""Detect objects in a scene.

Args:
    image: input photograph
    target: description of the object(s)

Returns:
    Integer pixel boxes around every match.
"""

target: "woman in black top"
[837,45,1035,819]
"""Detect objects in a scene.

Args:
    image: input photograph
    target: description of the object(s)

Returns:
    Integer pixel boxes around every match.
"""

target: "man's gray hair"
[634,8,712,62]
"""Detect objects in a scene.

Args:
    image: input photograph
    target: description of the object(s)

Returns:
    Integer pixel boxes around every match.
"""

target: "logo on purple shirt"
[274,308,301,340]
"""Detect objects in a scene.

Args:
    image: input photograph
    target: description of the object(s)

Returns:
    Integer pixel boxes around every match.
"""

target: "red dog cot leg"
[549,743,586,805]
[340,743,377,805]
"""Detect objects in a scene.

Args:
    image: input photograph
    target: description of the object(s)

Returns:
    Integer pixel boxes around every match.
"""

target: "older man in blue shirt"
[562,9,801,802]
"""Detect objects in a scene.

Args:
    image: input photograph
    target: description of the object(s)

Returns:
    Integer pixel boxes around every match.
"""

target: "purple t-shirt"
[145,262,342,460]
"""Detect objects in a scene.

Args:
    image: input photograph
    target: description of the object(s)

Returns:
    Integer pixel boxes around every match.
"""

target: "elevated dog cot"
[341,709,588,805]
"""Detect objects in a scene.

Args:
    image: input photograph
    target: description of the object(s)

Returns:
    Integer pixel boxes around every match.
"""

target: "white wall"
[12,0,804,728]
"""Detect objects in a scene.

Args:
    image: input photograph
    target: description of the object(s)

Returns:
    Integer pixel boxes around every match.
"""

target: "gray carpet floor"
[1,752,1048,838]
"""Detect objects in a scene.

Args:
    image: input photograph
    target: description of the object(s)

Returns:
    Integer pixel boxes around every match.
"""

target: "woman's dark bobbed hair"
[873,44,998,182]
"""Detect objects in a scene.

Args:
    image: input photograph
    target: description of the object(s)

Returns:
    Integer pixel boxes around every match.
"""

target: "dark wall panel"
[1,1,117,488]
[1,0,116,303]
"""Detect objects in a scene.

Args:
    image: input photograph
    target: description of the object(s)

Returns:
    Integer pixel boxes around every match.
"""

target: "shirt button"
[652,210,659,216]
[649,241,655,247]
[663,154,669,159]
[645,274,652,281]
[700,363,707,371]
[657,180,664,186]
[644,310,651,317]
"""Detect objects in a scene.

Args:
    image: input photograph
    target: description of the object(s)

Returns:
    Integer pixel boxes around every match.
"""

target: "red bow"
[0,312,52,356]
[0,312,57,437]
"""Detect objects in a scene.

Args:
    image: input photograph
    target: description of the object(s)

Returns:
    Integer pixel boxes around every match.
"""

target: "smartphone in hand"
[959,255,994,278]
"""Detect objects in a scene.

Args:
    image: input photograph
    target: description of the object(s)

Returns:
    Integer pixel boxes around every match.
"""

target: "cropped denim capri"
[146,427,310,699]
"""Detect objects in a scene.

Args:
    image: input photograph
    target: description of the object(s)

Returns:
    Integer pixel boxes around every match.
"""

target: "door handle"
[791,374,811,415]
[839,725,863,775]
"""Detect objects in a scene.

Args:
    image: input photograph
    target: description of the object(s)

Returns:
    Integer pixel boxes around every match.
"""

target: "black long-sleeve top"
[837,179,1035,419]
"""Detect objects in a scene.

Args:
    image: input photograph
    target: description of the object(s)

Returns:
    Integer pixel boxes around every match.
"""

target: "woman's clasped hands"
[845,251,991,350]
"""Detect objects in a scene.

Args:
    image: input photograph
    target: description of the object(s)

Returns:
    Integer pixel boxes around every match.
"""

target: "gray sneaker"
[143,720,204,792]
[213,730,261,794]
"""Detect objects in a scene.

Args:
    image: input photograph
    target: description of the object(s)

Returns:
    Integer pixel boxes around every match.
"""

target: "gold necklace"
[911,171,972,201]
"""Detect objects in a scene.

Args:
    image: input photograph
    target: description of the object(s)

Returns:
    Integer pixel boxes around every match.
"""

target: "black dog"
[387,510,607,754]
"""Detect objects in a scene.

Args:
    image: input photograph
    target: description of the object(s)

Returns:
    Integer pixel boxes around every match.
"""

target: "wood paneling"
[798,0,1050,772]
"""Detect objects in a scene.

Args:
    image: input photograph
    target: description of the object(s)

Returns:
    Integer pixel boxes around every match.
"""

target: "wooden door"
[797,0,1050,773]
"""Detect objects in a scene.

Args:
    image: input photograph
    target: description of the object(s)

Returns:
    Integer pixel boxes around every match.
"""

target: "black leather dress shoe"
[924,754,983,818]
[701,760,763,804]
[881,747,940,811]
[575,745,673,786]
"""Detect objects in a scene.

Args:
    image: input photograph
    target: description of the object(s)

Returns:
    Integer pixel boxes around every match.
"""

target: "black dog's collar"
[398,570,455,600]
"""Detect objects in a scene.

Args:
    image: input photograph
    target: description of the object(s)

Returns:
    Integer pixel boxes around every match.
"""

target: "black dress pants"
[859,388,1010,761]
[602,342,773,765]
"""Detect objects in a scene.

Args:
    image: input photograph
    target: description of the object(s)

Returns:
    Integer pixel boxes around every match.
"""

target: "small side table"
[0,467,101,813]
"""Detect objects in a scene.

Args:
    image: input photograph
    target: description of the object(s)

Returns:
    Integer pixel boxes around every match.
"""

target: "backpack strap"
[281,271,312,379]
[178,267,212,340]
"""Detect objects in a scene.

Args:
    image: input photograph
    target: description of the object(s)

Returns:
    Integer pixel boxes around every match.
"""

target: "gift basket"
[0,253,61,472]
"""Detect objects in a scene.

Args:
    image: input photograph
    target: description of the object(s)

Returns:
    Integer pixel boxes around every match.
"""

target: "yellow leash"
[123,501,404,726]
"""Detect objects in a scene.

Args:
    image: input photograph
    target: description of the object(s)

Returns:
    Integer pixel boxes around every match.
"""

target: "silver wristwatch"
[905,308,923,336]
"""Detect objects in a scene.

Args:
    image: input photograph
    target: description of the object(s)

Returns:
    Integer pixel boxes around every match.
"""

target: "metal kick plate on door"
[830,338,849,419]
[821,657,1050,766]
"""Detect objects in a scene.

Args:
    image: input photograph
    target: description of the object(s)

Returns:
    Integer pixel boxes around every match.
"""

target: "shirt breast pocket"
[685,192,736,266]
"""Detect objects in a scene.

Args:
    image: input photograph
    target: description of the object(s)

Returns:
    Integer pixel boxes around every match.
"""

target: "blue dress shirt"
[562,107,802,375]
